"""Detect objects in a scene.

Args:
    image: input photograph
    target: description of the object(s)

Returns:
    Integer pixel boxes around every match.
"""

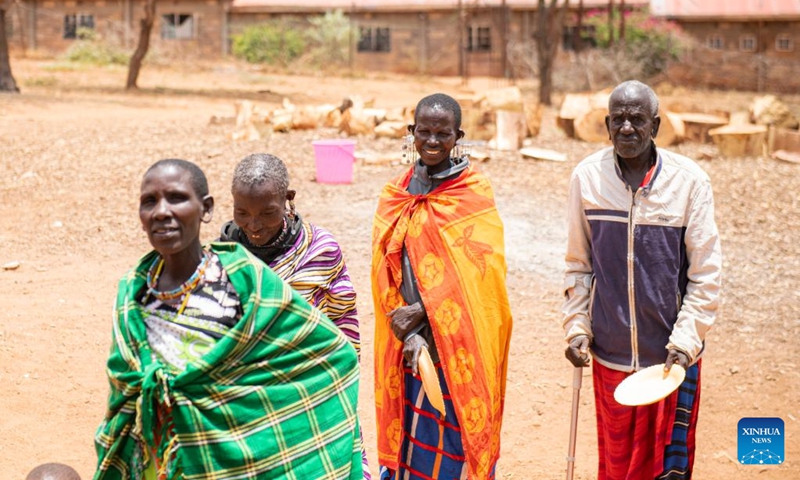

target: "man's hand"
[664,349,690,372]
[565,335,591,367]
[388,303,425,341]
[403,334,429,375]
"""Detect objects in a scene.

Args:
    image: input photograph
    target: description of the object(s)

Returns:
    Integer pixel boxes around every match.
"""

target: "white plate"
[613,363,686,407]
[418,347,446,418]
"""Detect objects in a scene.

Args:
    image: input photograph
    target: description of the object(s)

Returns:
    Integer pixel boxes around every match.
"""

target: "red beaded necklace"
[146,252,210,316]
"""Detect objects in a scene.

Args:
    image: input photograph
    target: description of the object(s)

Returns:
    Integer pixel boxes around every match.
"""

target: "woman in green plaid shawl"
[94,159,363,480]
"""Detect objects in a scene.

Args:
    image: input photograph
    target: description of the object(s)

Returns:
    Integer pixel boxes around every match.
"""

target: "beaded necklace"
[146,252,210,316]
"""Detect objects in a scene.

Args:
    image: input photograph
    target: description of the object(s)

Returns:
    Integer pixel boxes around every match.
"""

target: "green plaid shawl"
[94,242,363,480]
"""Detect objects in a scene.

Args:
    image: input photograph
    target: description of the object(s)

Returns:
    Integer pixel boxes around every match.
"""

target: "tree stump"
[708,124,767,157]
[676,113,729,143]
[574,108,609,143]
[657,110,685,147]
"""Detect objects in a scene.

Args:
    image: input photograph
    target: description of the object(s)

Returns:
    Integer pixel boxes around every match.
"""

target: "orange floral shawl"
[371,165,513,479]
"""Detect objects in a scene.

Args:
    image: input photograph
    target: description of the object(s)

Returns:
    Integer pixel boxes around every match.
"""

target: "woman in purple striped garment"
[219,152,371,479]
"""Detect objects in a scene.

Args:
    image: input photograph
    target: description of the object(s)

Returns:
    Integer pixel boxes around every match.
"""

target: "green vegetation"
[232,21,307,65]
[304,9,351,68]
[586,10,690,77]
[61,28,129,66]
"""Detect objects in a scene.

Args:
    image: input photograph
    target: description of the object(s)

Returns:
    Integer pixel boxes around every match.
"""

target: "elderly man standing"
[562,80,722,479]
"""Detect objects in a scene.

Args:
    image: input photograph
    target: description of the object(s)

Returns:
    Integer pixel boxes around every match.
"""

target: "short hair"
[145,158,209,198]
[26,463,81,480]
[231,153,290,197]
[610,80,659,117]
[414,93,462,130]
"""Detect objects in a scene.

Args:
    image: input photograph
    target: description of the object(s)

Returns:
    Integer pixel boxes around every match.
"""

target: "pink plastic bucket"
[312,139,357,184]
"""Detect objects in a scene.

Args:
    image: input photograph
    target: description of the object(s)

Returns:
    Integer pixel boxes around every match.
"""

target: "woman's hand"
[388,303,426,341]
[403,333,429,375]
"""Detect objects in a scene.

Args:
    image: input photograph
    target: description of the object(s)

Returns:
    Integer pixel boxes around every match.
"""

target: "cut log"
[492,110,527,150]
[574,107,610,143]
[483,86,524,112]
[524,102,543,138]
[676,113,729,143]
[728,110,752,126]
[355,150,402,166]
[323,108,343,128]
[772,150,800,164]
[657,110,684,146]
[708,124,767,157]
[519,147,567,162]
[557,93,592,138]
[291,107,319,130]
[231,100,261,141]
[374,121,408,139]
[339,108,377,136]
[751,95,799,129]
[767,126,800,154]
[270,111,293,132]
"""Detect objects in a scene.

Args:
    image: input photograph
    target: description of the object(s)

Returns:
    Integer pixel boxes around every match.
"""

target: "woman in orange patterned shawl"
[371,93,513,480]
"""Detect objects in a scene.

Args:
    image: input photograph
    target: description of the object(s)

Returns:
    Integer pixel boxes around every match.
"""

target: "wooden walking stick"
[566,366,583,480]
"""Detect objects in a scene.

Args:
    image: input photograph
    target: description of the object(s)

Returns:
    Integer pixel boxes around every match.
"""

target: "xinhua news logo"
[738,417,784,465]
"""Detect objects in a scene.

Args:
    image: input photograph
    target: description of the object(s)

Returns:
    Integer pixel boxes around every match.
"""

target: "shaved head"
[609,80,659,117]
[26,463,81,480]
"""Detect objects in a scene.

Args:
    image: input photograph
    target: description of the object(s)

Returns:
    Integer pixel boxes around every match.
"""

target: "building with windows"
[12,0,800,91]
[652,0,800,91]
[4,0,228,58]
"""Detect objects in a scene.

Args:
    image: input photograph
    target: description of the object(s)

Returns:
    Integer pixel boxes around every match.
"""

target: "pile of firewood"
[556,90,800,162]
[216,87,544,154]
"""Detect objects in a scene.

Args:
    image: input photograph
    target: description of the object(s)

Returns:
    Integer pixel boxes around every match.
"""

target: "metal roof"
[651,0,800,19]
[230,0,649,14]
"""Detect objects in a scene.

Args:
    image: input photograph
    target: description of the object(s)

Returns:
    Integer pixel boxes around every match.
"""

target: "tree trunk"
[0,7,20,93]
[607,0,614,46]
[619,0,626,42]
[535,0,570,105]
[576,0,584,53]
[126,0,156,90]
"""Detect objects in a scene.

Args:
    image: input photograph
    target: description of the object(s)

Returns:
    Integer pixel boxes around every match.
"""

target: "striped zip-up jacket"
[562,146,722,372]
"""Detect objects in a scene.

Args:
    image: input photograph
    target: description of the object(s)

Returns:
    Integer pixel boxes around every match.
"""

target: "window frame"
[161,13,195,40]
[775,34,794,52]
[63,13,95,40]
[706,34,724,50]
[467,25,492,52]
[739,34,757,52]
[357,26,391,53]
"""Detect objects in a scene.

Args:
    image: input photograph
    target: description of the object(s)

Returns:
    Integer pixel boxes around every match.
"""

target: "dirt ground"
[1,59,799,479]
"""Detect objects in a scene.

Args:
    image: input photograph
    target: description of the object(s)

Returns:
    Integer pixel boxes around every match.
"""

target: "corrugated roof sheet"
[230,0,649,13]
[651,0,800,19]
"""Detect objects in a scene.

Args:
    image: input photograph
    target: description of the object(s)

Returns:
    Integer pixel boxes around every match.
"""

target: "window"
[562,25,597,51]
[63,14,94,39]
[776,34,793,52]
[706,35,723,50]
[161,14,194,40]
[467,26,491,52]
[739,35,757,52]
[357,27,390,52]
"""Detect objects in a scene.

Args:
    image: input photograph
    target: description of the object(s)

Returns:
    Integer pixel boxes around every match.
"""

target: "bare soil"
[1,59,798,479]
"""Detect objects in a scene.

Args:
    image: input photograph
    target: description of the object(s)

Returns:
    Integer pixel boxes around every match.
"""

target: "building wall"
[668,20,800,92]
[7,0,226,58]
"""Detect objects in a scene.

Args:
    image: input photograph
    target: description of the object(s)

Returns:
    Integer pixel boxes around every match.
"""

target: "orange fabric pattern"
[371,165,513,479]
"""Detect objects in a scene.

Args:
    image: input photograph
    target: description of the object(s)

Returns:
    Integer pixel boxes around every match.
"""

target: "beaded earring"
[288,199,297,219]
[401,134,415,165]
[453,140,472,160]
